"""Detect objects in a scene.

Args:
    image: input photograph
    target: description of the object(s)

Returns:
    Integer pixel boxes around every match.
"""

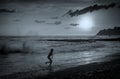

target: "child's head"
[51,48,54,52]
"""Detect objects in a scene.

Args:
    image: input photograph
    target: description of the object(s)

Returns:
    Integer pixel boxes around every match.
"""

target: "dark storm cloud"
[70,23,79,26]
[0,9,15,13]
[63,3,117,17]
[34,20,45,24]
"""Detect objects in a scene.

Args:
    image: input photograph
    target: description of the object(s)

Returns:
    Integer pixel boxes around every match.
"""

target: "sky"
[0,0,120,36]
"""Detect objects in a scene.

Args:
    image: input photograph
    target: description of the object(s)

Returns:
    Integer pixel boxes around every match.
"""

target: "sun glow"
[78,15,94,31]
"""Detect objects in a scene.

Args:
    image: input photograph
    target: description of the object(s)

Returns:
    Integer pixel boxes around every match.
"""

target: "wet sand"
[34,58,120,79]
[0,58,120,79]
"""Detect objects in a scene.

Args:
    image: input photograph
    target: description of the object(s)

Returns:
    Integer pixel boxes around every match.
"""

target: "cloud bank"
[0,9,15,13]
[63,3,116,17]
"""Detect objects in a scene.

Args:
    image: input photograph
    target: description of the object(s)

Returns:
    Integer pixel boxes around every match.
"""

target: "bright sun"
[78,15,94,31]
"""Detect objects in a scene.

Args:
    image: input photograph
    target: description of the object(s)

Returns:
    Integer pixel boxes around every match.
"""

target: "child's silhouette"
[45,49,54,66]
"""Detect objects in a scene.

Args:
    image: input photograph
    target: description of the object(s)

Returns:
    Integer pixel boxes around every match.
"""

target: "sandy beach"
[0,58,120,79]
[36,59,120,79]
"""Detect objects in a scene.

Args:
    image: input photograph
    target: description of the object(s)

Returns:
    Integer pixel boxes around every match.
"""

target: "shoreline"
[0,35,120,42]
[34,58,120,79]
[0,58,120,79]
[46,37,120,42]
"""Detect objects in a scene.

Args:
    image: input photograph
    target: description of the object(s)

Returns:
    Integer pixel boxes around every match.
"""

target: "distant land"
[97,27,120,35]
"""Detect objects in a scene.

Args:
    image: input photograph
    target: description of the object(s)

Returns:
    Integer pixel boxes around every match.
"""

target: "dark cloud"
[54,21,62,25]
[46,21,62,25]
[34,20,45,24]
[0,9,15,13]
[51,17,59,19]
[70,23,79,26]
[63,3,117,17]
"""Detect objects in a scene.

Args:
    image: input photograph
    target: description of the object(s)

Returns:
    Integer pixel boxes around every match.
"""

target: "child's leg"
[49,58,52,66]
